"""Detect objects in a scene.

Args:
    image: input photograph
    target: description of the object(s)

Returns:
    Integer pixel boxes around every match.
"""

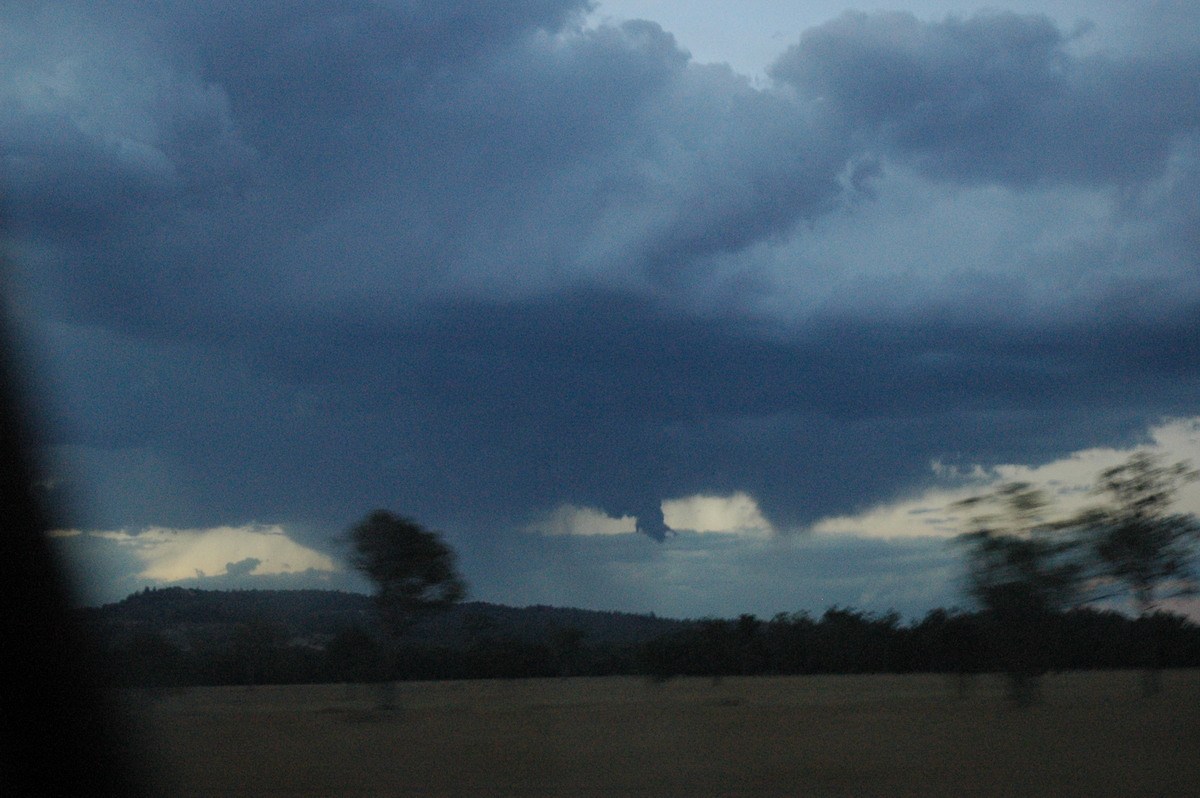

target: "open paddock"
[128,671,1200,796]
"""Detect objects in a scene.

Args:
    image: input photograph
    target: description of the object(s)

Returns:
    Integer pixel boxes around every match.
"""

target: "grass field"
[127,671,1200,796]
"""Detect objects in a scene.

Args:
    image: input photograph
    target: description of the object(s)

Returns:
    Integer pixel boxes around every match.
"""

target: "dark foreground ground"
[124,671,1199,797]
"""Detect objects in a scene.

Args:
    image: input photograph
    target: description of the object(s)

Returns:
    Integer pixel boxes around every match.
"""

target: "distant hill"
[75,587,1200,689]
[80,587,691,651]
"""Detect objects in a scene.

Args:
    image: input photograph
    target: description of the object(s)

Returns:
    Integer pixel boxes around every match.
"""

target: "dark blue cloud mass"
[5,1,1200,613]
[771,10,1200,186]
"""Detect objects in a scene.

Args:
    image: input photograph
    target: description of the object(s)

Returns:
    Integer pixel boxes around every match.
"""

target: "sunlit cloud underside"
[813,417,1200,539]
[49,416,1200,619]
[55,524,337,582]
[529,491,772,537]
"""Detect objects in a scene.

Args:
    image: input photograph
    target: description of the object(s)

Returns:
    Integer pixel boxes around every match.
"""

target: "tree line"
[95,452,1200,700]
[97,602,1200,689]
[954,452,1200,701]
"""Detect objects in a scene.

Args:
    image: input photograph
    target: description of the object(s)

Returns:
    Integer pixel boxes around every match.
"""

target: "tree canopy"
[348,510,466,632]
[955,482,1083,619]
[953,482,1085,703]
[1071,452,1200,615]
[952,453,1200,700]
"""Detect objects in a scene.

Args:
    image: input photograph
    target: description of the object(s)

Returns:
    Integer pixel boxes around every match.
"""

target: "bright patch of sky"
[56,524,337,582]
[812,417,1200,538]
[47,416,1200,618]
[525,417,1200,546]
[527,492,773,538]
[527,504,637,535]
[662,492,773,535]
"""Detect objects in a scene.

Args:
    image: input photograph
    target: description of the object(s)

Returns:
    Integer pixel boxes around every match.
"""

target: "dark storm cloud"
[46,288,1198,539]
[5,1,1200,555]
[364,295,1199,530]
[770,10,1200,186]
[6,0,845,338]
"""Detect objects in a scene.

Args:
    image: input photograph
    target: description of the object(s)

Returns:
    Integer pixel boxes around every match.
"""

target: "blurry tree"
[1066,452,1200,694]
[954,483,1083,705]
[349,510,466,629]
[347,510,466,706]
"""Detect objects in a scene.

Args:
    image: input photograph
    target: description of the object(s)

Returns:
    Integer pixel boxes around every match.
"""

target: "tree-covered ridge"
[80,588,1200,688]
[82,586,689,655]
[85,586,376,631]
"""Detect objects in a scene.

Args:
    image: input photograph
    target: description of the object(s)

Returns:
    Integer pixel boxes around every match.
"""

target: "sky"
[5,0,1200,619]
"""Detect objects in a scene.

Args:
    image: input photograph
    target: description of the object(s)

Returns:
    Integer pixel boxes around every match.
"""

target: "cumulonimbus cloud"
[7,1,1200,558]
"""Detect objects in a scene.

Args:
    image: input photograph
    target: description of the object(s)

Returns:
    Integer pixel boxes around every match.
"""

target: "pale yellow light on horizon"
[662,492,773,536]
[812,416,1200,540]
[91,523,338,581]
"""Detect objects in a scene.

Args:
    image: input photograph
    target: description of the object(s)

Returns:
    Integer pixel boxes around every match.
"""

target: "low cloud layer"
[47,419,1200,617]
[97,524,337,581]
[8,1,1200,615]
[50,524,342,603]
[52,518,958,618]
[813,417,1200,539]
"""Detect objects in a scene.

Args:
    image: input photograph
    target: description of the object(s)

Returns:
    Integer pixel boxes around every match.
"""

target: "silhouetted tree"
[349,510,466,628]
[763,612,816,674]
[734,614,767,675]
[954,483,1083,705]
[916,609,984,694]
[697,619,737,684]
[1067,453,1200,694]
[347,510,466,705]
